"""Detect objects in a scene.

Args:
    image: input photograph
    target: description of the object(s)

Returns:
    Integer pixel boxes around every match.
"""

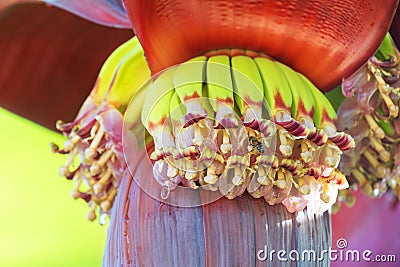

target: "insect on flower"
[248,136,265,154]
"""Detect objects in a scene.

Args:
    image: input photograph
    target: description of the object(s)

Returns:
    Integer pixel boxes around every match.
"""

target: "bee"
[248,136,265,154]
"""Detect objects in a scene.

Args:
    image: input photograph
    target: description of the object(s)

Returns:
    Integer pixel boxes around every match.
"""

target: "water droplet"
[372,188,380,197]
[160,183,171,200]
[99,213,108,226]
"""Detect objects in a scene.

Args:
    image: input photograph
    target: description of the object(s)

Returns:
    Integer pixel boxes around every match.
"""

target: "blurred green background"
[0,108,106,267]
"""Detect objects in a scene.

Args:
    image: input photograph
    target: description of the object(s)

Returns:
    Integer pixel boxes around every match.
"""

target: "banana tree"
[1,1,400,266]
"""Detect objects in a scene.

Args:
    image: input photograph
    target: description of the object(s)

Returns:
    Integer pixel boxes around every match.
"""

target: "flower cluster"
[52,37,150,222]
[141,50,354,214]
[336,36,400,210]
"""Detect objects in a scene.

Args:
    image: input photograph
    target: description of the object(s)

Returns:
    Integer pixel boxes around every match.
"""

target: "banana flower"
[1,1,400,266]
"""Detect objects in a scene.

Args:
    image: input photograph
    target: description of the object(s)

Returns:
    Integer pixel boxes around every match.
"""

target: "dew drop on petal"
[99,213,108,226]
[161,183,171,200]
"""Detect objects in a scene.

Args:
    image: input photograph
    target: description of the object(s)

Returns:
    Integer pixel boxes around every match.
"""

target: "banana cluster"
[52,37,151,222]
[337,35,400,210]
[142,50,354,213]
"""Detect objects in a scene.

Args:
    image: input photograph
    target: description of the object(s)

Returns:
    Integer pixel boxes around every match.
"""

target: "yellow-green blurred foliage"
[0,108,106,267]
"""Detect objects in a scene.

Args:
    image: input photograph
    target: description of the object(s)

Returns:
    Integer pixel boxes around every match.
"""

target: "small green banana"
[254,57,293,122]
[206,55,235,119]
[96,37,138,94]
[275,62,315,130]
[231,55,264,121]
[169,90,185,137]
[93,37,151,108]
[141,67,177,153]
[275,61,319,163]
[375,33,396,60]
[300,75,337,134]
[255,57,295,157]
[302,74,355,152]
[173,56,208,155]
[173,56,206,101]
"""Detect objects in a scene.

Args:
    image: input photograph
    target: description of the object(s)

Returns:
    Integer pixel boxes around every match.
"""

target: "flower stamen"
[364,114,385,139]
[142,53,353,213]
[53,106,125,222]
[337,38,400,206]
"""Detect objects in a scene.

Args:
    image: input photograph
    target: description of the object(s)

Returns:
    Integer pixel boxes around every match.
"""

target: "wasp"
[248,136,265,154]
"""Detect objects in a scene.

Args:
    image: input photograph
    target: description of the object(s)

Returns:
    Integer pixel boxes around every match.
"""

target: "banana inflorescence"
[142,49,354,213]
[336,34,400,211]
[52,37,151,222]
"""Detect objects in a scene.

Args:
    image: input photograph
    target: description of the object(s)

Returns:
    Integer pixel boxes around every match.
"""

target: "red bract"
[123,0,398,91]
[42,0,131,28]
[0,3,132,129]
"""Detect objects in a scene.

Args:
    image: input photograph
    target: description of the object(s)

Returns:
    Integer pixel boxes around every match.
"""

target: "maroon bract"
[123,0,398,91]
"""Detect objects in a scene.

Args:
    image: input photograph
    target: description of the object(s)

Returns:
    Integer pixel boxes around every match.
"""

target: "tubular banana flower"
[3,0,400,266]
[335,34,400,210]
[137,54,353,214]
[51,37,151,221]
